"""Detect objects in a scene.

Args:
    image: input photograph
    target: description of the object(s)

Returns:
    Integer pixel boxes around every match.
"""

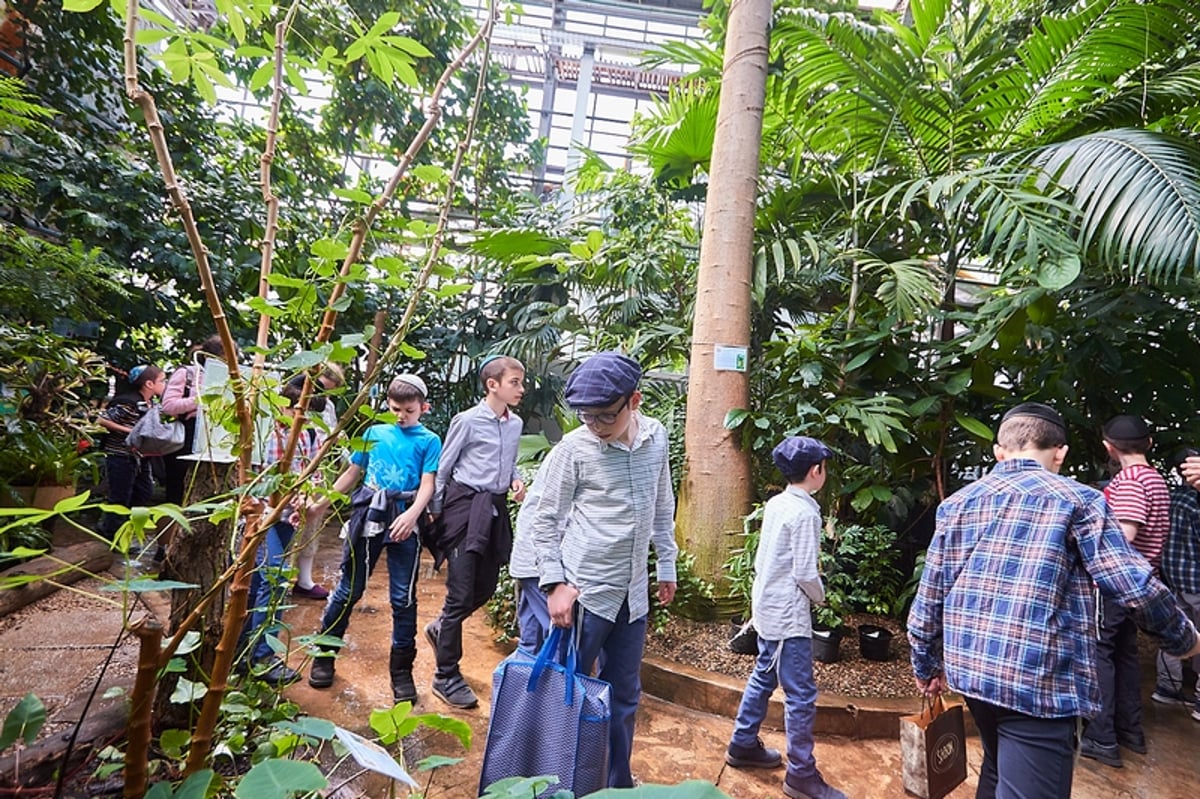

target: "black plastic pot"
[729,619,759,655]
[811,625,844,663]
[857,624,894,662]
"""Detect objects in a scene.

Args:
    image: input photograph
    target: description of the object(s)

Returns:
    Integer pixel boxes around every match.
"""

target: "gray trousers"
[1155,590,1200,696]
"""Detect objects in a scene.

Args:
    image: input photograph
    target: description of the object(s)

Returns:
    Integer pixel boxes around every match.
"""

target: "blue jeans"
[245,521,294,662]
[575,600,647,789]
[731,636,818,783]
[517,577,551,653]
[966,697,1076,799]
[319,529,420,649]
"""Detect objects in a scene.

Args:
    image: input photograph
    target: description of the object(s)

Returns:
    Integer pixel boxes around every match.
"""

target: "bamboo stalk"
[123,616,163,799]
[184,503,262,773]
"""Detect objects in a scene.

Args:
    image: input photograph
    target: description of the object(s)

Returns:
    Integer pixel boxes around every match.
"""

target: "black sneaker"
[254,659,301,687]
[783,772,847,799]
[725,737,782,769]
[1116,730,1147,754]
[1079,737,1122,768]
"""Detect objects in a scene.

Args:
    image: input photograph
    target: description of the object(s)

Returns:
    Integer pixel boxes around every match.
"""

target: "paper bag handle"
[920,692,946,722]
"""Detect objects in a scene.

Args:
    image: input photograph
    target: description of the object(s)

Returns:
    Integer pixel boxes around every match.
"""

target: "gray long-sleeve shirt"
[431,399,522,514]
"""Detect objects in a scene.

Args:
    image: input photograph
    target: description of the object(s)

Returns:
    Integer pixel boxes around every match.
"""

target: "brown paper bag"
[900,695,967,799]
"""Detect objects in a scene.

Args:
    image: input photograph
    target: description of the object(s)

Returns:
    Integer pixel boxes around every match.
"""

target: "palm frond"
[1019,128,1200,281]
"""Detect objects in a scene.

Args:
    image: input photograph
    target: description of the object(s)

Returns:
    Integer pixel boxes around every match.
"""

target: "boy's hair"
[781,461,820,483]
[480,355,524,390]
[1102,414,1152,455]
[282,375,326,413]
[318,362,345,389]
[387,375,427,403]
[996,416,1067,450]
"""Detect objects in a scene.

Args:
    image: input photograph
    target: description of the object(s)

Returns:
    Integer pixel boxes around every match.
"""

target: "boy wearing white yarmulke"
[306,374,441,703]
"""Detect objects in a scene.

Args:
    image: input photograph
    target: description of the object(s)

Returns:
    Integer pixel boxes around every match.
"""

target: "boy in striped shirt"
[526,351,678,789]
[1081,414,1171,767]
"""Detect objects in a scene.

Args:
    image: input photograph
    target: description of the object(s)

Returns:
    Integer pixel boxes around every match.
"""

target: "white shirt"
[751,485,826,641]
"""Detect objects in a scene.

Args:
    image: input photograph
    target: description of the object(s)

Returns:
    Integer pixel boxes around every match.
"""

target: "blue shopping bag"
[479,626,611,797]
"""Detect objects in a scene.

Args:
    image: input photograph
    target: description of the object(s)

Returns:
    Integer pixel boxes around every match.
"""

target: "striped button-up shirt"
[908,458,1196,719]
[752,486,826,641]
[1164,485,1200,595]
[528,412,678,623]
[431,400,522,513]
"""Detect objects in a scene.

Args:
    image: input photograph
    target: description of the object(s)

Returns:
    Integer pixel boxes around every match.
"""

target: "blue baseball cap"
[773,436,833,477]
[564,352,642,408]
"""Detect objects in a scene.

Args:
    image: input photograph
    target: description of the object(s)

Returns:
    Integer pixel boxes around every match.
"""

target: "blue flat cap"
[564,351,642,408]
[773,436,833,476]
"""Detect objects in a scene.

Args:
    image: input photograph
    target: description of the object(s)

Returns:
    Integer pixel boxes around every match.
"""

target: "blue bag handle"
[527,626,579,706]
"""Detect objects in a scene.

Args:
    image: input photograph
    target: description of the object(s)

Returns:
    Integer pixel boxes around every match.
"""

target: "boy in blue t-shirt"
[307,374,441,702]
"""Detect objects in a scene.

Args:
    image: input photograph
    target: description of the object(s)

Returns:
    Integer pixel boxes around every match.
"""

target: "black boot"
[390,645,417,703]
[309,648,338,689]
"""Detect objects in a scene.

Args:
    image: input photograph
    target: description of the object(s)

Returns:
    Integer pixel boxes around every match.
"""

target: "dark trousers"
[434,544,501,679]
[575,601,647,789]
[1085,595,1143,745]
[101,453,154,539]
[965,697,1077,799]
[319,529,420,649]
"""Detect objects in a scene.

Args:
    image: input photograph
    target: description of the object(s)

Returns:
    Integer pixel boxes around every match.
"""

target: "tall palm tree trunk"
[677,0,771,614]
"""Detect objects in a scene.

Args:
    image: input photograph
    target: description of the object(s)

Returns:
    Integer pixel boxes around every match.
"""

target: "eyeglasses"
[576,396,629,426]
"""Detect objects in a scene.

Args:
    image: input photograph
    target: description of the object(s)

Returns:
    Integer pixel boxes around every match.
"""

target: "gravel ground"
[645,614,921,699]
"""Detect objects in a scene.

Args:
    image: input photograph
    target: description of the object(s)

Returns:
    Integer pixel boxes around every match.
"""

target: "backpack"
[126,405,186,455]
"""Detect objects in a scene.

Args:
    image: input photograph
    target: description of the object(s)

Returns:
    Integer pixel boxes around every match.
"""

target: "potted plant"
[0,326,105,507]
[0,421,98,507]
[811,597,847,664]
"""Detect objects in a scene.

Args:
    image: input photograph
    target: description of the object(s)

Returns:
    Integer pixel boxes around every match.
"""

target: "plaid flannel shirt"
[1164,485,1200,595]
[908,458,1195,719]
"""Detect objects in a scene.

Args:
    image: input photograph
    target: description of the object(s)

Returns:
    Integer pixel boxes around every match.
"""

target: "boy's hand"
[1183,456,1200,490]
[915,674,945,698]
[511,478,527,503]
[657,581,677,606]
[389,509,420,542]
[548,583,580,628]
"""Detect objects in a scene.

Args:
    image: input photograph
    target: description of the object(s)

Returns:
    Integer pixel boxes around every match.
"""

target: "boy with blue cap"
[524,351,678,789]
[725,436,845,799]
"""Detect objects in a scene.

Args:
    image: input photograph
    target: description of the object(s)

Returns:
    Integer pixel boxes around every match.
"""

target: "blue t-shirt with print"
[351,423,441,492]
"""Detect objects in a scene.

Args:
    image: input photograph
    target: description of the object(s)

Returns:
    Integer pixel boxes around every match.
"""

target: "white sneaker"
[1151,687,1187,705]
[1191,703,1200,723]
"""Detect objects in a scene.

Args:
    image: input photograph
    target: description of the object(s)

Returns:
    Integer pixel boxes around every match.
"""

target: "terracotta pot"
[31,483,76,510]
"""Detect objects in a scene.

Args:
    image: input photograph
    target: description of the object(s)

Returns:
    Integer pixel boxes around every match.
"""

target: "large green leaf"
[0,693,45,750]
[1020,129,1200,281]
[233,760,326,799]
